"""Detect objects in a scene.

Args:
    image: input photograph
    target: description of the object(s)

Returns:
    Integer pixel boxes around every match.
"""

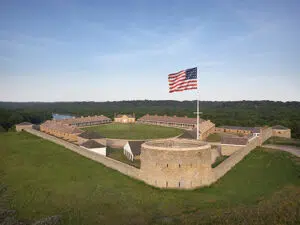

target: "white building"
[123,141,144,161]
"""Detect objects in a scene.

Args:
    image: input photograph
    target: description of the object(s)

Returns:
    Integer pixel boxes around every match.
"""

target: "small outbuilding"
[16,122,33,132]
[81,140,106,156]
[123,141,144,161]
[272,125,291,138]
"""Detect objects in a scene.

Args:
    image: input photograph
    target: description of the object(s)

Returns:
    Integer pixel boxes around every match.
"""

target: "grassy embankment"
[1,132,300,225]
[83,123,183,139]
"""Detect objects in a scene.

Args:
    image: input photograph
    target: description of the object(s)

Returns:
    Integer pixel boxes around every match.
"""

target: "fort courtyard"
[82,123,183,139]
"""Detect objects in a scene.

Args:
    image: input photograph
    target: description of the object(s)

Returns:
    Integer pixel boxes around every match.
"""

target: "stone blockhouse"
[80,139,106,156]
[16,122,33,131]
[123,141,144,161]
[137,114,215,141]
[114,113,135,123]
[40,120,83,142]
[140,139,213,189]
[272,125,291,138]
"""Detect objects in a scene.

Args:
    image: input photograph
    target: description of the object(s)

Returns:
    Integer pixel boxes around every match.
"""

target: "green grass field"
[1,132,300,225]
[83,123,183,139]
[206,133,222,142]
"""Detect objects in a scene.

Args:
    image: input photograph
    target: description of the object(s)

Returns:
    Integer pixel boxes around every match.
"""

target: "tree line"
[0,100,299,138]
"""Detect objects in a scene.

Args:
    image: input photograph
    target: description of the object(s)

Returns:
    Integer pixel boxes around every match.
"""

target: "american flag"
[168,67,197,93]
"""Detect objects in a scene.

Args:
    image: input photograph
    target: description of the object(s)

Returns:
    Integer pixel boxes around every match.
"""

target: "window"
[179,164,181,168]
[166,181,168,187]
[167,164,168,168]
[178,182,181,187]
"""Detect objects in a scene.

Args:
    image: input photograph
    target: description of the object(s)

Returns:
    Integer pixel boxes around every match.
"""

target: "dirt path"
[262,144,300,157]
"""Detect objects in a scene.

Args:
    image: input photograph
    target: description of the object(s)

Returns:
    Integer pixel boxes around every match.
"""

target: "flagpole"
[196,67,199,140]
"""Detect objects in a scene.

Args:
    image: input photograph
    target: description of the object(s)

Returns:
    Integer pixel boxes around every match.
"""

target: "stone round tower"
[140,139,213,189]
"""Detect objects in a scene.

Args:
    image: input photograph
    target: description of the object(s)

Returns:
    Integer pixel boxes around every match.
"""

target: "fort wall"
[16,124,32,132]
[25,128,140,180]
[221,144,243,156]
[213,137,259,182]
[260,127,273,145]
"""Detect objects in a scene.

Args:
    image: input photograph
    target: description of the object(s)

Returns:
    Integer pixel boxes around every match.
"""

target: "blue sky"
[0,0,299,102]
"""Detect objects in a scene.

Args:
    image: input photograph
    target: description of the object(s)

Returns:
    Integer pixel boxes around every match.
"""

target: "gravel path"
[262,144,300,157]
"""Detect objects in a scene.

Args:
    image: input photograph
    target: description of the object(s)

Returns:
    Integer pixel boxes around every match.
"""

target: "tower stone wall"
[140,139,213,189]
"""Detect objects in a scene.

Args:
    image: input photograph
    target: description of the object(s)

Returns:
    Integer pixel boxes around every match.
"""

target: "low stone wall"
[221,144,243,156]
[213,137,259,182]
[25,128,140,180]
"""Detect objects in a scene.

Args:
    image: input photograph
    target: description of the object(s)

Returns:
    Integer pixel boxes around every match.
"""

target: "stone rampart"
[213,137,259,182]
[260,127,272,145]
[25,128,140,180]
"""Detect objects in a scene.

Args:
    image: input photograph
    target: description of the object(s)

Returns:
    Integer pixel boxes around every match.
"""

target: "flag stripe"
[168,73,186,81]
[168,77,187,86]
[169,86,197,93]
[172,82,197,90]
[169,83,197,92]
[168,70,185,78]
[169,80,197,89]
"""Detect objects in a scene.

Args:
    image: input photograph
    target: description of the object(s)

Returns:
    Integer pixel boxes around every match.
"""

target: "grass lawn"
[82,123,183,139]
[107,147,141,168]
[206,133,222,142]
[265,136,300,148]
[1,132,300,225]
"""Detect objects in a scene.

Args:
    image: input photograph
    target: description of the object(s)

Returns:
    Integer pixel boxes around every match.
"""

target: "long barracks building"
[60,115,111,127]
